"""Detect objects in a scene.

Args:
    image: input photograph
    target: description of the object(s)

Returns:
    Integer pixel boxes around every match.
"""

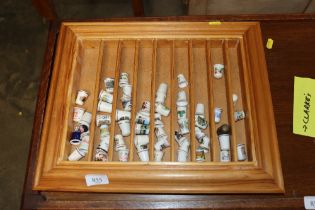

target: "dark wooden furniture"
[32,0,144,19]
[21,15,315,209]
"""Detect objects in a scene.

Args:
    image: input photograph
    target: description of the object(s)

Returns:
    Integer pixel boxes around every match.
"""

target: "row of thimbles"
[175,82,190,161]
[94,78,115,161]
[134,101,151,161]
[69,90,92,161]
[194,103,210,162]
[154,83,171,162]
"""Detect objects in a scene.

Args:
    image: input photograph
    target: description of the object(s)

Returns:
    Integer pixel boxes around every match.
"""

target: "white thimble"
[141,101,151,113]
[156,83,168,104]
[73,107,85,122]
[99,90,113,104]
[214,64,224,79]
[218,134,230,151]
[199,135,210,151]
[68,148,85,161]
[195,103,204,115]
[134,135,149,146]
[237,144,247,161]
[232,94,238,106]
[176,90,188,106]
[154,150,164,162]
[177,149,188,162]
[116,109,131,121]
[75,90,88,105]
[118,149,129,162]
[177,74,188,88]
[155,103,170,117]
[220,150,230,162]
[98,101,112,113]
[118,120,131,137]
[80,112,92,125]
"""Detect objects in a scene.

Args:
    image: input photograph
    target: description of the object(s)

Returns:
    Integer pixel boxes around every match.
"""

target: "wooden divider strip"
[188,40,196,161]
[223,40,238,162]
[108,41,122,161]
[170,40,176,162]
[128,40,140,161]
[87,41,104,161]
[149,40,158,161]
[205,40,216,162]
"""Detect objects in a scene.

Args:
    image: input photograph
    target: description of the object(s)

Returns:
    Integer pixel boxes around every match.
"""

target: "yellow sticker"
[293,76,315,137]
[208,21,222,25]
[266,38,273,49]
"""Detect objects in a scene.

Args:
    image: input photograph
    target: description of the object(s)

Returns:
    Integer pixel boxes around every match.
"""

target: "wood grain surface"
[21,15,315,210]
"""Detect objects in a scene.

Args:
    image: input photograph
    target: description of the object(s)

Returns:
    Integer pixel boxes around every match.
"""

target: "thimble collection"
[68,65,248,162]
[68,90,92,161]
[154,83,171,162]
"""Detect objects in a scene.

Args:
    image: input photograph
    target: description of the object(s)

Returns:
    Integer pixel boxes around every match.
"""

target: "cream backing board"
[34,22,284,193]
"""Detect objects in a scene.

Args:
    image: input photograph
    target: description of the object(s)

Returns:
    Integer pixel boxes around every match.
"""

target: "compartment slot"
[92,41,119,162]
[128,41,140,162]
[188,40,196,161]
[65,40,102,161]
[191,40,211,162]
[223,40,238,162]
[209,40,230,162]
[153,40,173,162]
[173,40,191,162]
[112,40,136,162]
[170,41,176,162]
[205,40,217,162]
[132,40,154,161]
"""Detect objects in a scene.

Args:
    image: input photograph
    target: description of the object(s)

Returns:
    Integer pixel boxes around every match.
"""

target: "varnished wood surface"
[22,15,315,209]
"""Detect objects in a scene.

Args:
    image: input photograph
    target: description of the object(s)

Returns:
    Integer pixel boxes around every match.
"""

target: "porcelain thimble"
[118,119,131,137]
[155,103,170,117]
[68,148,85,161]
[237,144,247,161]
[178,118,189,134]
[80,111,92,125]
[119,72,129,87]
[100,124,110,137]
[234,110,245,122]
[96,114,111,127]
[99,90,113,104]
[141,101,150,113]
[75,90,88,105]
[220,150,231,162]
[176,90,188,106]
[104,77,115,93]
[214,107,223,124]
[214,64,224,79]
[177,106,187,120]
[98,101,112,113]
[154,150,164,162]
[156,83,168,104]
[134,135,149,146]
[118,149,129,162]
[177,149,188,162]
[73,107,85,122]
[94,148,108,162]
[195,115,208,129]
[195,103,205,115]
[116,109,131,121]
[177,74,188,88]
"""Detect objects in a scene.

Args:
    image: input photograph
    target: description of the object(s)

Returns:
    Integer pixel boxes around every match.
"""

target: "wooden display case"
[33,22,284,193]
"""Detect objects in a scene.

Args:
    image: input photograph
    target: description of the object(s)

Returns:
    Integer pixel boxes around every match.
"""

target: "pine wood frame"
[33,22,284,193]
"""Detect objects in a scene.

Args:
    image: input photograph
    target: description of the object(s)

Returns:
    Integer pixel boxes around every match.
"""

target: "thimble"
[100,124,110,137]
[177,149,188,162]
[122,100,132,111]
[195,115,208,129]
[73,107,85,122]
[154,136,170,151]
[154,119,164,128]
[154,112,162,121]
[217,124,231,136]
[156,83,168,104]
[174,131,185,145]
[155,103,170,117]
[96,114,111,127]
[179,139,190,152]
[121,84,132,100]
[220,150,230,162]
[218,134,230,151]
[118,149,129,162]
[141,101,150,113]
[79,132,90,152]
[154,126,167,138]
[119,72,129,87]
[99,90,113,104]
[75,90,88,105]
[232,94,238,106]
[195,103,205,115]
[116,110,131,121]
[234,110,245,122]
[80,112,92,125]
[118,119,131,137]
[237,144,247,161]
[176,90,188,107]
[68,148,85,161]
[177,74,188,88]
[104,77,115,93]
[213,64,224,79]
[135,124,150,135]
[195,127,205,143]
[98,101,112,113]
[69,131,81,145]
[114,134,126,151]
[136,145,149,162]
[199,135,210,151]
[178,118,189,134]
[196,147,205,162]
[214,107,223,124]
[95,148,108,162]
[177,106,187,120]
[99,135,110,152]
[135,112,150,125]
[134,135,149,146]
[154,150,164,162]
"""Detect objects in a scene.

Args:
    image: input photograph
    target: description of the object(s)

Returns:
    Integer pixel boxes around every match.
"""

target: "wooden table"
[21,15,315,210]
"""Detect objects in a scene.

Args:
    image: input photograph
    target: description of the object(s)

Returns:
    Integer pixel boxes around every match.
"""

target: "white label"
[305,196,315,209]
[85,174,109,187]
